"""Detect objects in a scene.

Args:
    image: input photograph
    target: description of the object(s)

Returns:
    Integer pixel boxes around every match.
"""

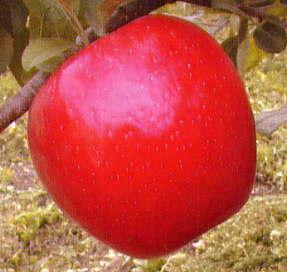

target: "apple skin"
[28,14,256,258]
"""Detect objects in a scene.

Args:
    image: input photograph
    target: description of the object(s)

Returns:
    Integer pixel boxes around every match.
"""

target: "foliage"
[0,0,287,80]
[0,0,29,84]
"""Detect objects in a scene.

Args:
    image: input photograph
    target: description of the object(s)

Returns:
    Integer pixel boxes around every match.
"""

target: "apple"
[28,14,256,258]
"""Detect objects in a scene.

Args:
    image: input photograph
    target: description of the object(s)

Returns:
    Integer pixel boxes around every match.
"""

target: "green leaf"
[266,0,287,16]
[0,0,29,85]
[253,21,287,53]
[222,35,239,65]
[36,56,64,72]
[211,0,248,17]
[80,0,101,34]
[237,35,267,76]
[211,0,238,7]
[81,0,126,36]
[221,18,250,71]
[22,38,73,71]
[0,25,14,73]
[23,0,80,40]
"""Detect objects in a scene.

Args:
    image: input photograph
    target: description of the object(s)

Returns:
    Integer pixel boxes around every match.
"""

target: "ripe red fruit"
[28,15,256,258]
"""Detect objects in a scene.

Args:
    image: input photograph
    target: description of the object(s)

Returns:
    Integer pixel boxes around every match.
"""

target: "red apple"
[28,14,256,258]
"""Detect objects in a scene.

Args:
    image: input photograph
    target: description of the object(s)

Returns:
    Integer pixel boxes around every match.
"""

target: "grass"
[0,5,287,270]
[247,54,287,191]
[185,195,287,272]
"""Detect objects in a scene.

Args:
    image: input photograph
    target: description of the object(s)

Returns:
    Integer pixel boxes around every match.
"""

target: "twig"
[106,0,211,32]
[0,27,96,133]
[57,0,90,46]
[239,5,287,29]
[106,0,287,32]
[0,71,49,132]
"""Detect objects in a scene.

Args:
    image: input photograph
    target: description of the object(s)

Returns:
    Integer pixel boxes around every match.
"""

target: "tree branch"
[255,106,287,137]
[239,6,287,29]
[0,1,213,133]
[106,0,287,32]
[0,27,96,133]
[0,71,48,132]
[106,0,211,32]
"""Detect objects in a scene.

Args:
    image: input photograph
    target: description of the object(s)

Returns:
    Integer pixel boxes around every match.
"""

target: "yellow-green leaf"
[237,35,268,77]
[22,38,73,71]
[24,0,80,39]
[267,0,287,16]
